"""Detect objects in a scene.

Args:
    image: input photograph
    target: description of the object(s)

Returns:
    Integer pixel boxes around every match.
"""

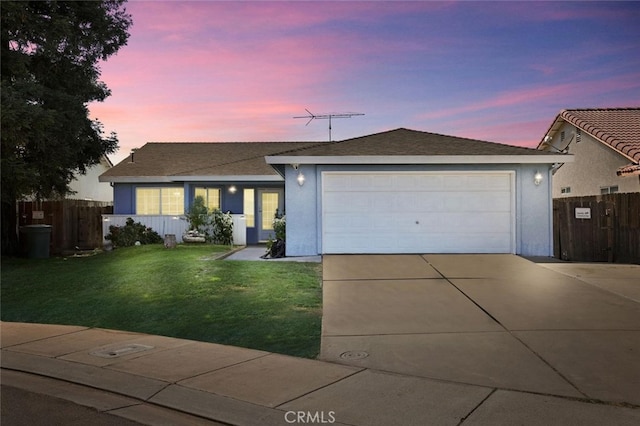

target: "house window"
[561,187,571,194]
[194,187,221,211]
[600,186,619,195]
[136,187,184,215]
[243,189,255,227]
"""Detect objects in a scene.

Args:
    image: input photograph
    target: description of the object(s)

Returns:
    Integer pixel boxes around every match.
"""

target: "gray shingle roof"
[101,142,321,179]
[102,128,565,181]
[271,128,560,157]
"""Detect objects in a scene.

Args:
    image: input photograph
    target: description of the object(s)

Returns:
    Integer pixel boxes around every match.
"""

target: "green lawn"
[1,245,323,358]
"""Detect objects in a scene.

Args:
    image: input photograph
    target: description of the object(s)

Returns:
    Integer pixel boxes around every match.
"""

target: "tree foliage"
[1,1,132,254]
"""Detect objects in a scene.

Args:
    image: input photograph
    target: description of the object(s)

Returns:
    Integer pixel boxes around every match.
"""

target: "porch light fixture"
[534,171,543,186]
[297,171,305,186]
[228,185,237,194]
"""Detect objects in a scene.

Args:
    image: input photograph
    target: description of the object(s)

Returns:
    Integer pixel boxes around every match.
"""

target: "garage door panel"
[322,172,514,254]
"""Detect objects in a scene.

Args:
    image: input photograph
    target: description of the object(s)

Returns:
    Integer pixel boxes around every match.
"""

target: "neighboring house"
[69,155,114,202]
[21,154,114,203]
[101,128,570,256]
[537,108,640,198]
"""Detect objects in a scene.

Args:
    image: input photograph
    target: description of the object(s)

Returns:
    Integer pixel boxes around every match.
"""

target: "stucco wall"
[284,164,319,255]
[69,162,113,202]
[285,163,554,257]
[550,123,640,197]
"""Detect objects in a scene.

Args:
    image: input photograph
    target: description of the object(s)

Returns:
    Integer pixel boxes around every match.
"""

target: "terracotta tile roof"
[272,128,558,157]
[101,142,321,179]
[617,163,640,176]
[540,108,640,163]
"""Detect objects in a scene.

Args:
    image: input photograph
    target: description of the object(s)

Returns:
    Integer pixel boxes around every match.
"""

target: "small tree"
[186,195,208,234]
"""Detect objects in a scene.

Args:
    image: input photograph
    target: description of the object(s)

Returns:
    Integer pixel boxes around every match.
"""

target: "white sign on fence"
[575,207,591,219]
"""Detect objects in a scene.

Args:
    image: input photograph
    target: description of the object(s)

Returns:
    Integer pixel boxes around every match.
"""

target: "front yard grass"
[1,245,323,358]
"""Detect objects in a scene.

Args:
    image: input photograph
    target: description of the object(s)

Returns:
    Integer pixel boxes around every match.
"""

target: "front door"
[257,189,284,241]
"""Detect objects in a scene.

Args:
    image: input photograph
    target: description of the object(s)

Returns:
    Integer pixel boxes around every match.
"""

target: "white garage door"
[322,171,515,254]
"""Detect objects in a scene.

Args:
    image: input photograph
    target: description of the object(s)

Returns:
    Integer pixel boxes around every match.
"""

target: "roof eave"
[99,175,283,183]
[265,154,573,165]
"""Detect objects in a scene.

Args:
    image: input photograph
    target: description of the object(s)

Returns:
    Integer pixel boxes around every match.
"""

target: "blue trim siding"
[113,184,134,214]
[111,181,285,245]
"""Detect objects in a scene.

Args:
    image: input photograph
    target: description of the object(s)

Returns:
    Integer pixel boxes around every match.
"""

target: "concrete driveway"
[321,254,640,406]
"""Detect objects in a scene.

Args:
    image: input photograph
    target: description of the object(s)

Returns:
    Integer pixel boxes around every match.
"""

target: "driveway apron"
[321,254,640,405]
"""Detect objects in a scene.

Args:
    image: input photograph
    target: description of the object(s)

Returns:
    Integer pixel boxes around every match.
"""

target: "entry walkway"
[224,245,321,262]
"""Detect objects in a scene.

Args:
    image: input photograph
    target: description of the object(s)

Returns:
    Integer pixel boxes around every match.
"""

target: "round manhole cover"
[339,350,369,360]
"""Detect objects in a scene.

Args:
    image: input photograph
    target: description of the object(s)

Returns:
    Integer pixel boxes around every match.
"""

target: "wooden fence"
[553,193,639,264]
[18,200,113,254]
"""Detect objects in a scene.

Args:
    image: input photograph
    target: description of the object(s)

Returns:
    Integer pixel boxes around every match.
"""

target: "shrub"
[209,209,233,245]
[184,196,233,245]
[105,218,163,248]
[273,215,286,241]
[265,215,286,257]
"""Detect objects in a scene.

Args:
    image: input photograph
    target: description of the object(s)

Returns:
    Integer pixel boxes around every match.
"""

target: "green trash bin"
[20,225,52,259]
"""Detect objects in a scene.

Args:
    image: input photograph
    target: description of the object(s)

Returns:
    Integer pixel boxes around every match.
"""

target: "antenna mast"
[294,109,364,141]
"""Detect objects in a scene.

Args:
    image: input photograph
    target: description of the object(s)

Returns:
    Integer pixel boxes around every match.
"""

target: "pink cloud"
[418,72,640,122]
[90,1,639,164]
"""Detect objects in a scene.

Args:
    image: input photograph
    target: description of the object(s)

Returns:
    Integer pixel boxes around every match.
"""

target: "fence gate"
[19,200,113,254]
[553,193,639,264]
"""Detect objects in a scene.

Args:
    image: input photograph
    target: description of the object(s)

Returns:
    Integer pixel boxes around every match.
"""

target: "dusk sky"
[88,1,640,164]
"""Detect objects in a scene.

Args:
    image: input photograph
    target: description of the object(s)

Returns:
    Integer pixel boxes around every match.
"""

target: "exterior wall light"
[297,172,305,186]
[228,185,237,194]
[534,172,543,186]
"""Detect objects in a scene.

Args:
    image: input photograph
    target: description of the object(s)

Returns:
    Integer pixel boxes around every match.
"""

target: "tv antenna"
[294,109,364,141]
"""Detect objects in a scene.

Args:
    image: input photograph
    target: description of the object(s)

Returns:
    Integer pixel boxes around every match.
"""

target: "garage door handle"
[415,221,419,224]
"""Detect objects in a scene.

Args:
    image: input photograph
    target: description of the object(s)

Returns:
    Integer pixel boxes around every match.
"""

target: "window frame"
[194,187,221,211]
[135,187,184,215]
[243,188,255,228]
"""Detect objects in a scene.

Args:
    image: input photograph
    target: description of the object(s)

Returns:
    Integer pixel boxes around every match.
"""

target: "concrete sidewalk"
[2,320,639,425]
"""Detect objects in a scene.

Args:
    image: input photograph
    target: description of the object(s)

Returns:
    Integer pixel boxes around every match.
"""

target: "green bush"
[184,197,234,245]
[266,215,286,255]
[105,218,163,248]
[274,215,286,241]
[209,209,233,245]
